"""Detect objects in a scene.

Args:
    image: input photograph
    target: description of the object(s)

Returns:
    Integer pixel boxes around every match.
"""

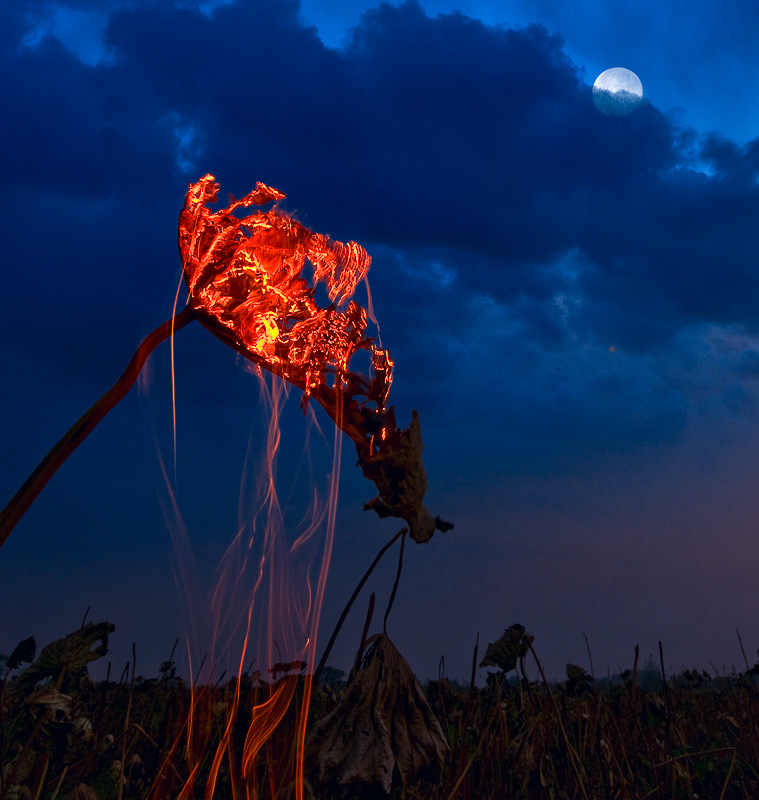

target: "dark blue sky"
[2,0,759,683]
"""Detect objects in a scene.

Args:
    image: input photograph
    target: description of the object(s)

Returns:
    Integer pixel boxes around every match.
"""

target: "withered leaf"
[308,634,448,794]
[480,624,534,674]
[65,785,100,800]
[11,622,114,696]
[359,411,438,543]
[25,689,73,715]
[269,659,308,678]
[565,663,593,695]
[7,636,36,670]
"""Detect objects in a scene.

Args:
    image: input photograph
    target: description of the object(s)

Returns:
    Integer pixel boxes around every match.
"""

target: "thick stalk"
[0,306,197,549]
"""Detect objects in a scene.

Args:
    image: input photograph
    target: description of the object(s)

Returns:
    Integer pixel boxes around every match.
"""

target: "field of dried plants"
[3,618,758,800]
[2,177,757,799]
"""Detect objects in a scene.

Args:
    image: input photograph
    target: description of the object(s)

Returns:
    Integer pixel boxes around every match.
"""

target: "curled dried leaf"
[480,624,534,674]
[308,634,448,794]
[10,622,114,697]
[65,784,100,800]
[359,411,437,543]
[25,690,72,716]
[6,636,36,670]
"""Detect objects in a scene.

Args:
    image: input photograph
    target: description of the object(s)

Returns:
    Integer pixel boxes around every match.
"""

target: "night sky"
[2,0,759,684]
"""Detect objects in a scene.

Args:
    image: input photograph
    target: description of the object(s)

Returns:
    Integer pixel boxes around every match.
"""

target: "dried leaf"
[11,622,114,696]
[359,411,437,543]
[6,636,36,670]
[65,785,100,800]
[480,624,534,673]
[26,689,72,716]
[565,663,592,694]
[308,634,448,794]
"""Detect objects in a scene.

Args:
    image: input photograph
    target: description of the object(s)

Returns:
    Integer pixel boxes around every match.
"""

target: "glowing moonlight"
[592,67,643,117]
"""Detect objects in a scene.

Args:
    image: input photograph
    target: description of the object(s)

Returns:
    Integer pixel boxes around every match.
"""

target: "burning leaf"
[480,624,534,674]
[307,634,448,794]
[179,175,448,543]
[179,174,390,402]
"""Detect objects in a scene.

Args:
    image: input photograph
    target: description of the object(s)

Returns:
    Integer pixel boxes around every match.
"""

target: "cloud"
[5,0,759,688]
[3,0,758,464]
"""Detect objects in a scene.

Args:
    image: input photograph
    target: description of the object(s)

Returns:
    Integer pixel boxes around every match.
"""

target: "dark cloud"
[5,0,757,357]
[2,0,756,457]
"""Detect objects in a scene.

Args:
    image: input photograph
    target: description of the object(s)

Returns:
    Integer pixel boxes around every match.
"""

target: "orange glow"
[159,175,436,799]
[179,174,392,417]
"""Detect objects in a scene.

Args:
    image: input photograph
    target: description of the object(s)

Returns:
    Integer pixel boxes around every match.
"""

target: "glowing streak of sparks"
[0,170,446,799]
[175,175,400,798]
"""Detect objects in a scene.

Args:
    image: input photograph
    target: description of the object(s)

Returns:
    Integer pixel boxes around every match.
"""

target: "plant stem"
[528,641,591,800]
[0,306,196,549]
[383,528,407,632]
[312,527,406,684]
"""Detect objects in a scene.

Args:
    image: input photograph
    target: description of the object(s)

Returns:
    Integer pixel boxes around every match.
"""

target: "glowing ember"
[179,174,448,544]
[179,174,392,408]
[0,171,451,800]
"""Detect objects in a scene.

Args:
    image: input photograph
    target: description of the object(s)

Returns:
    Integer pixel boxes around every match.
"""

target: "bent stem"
[0,306,197,550]
[312,527,406,684]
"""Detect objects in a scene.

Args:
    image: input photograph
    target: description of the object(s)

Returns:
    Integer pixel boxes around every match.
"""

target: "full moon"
[592,67,643,117]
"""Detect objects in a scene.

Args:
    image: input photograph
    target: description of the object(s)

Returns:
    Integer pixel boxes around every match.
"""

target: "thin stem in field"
[351,592,376,681]
[527,641,591,800]
[312,527,406,684]
[736,627,751,672]
[0,306,197,549]
[444,700,501,800]
[383,527,407,632]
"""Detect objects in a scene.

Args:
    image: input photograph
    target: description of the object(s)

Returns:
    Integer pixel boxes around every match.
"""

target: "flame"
[179,174,393,417]
[179,175,441,547]
[162,175,397,799]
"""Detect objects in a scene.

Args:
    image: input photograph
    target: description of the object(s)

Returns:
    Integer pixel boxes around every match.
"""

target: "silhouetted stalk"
[117,643,137,800]
[659,639,673,773]
[48,765,68,800]
[383,528,407,632]
[719,751,738,800]
[735,627,759,766]
[0,306,197,549]
[313,527,406,684]
[583,631,595,686]
[527,640,591,800]
[452,633,479,795]
[350,593,376,682]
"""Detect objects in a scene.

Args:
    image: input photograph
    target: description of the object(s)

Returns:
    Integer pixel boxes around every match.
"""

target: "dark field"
[2,621,758,799]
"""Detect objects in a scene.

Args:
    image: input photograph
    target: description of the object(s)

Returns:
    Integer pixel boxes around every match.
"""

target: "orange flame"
[170,174,399,798]
[179,174,393,425]
[157,175,445,799]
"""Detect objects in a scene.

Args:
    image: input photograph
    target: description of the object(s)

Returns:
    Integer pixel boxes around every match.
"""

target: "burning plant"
[0,174,447,547]
[178,174,447,544]
[0,175,451,798]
